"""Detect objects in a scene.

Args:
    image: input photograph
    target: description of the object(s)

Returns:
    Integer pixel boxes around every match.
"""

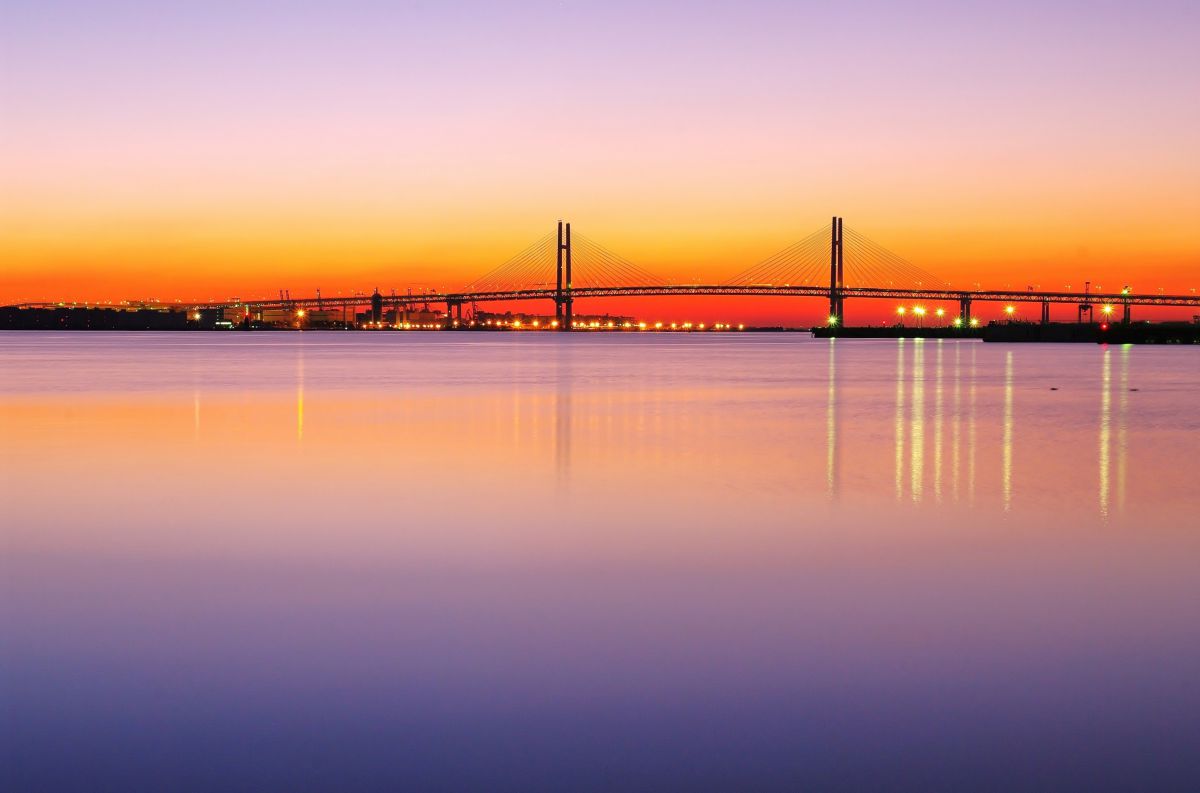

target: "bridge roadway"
[11,285,1199,315]
[201,284,1200,312]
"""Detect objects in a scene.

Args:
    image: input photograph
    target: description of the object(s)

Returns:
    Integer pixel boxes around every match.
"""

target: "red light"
[1100,323,1109,331]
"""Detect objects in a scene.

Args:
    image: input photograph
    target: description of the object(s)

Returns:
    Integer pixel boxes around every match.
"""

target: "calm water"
[3,332,1199,791]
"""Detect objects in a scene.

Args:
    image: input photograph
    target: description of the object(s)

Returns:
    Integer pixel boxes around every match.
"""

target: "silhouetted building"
[0,307,188,330]
[370,290,383,323]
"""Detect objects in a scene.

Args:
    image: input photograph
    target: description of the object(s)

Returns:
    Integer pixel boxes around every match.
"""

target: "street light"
[1004,305,1016,318]
[913,306,926,327]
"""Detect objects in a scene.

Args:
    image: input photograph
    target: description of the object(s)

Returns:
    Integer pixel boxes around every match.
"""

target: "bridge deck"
[189,285,1200,311]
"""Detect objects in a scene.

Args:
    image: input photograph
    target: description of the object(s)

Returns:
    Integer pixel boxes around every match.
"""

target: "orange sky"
[3,2,1198,323]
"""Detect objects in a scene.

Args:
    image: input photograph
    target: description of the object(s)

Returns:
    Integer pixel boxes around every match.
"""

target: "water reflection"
[968,344,978,505]
[826,339,838,499]
[297,344,306,443]
[1001,350,1014,512]
[1118,345,1130,512]
[555,345,572,489]
[1098,345,1133,520]
[193,388,201,442]
[3,334,1200,791]
[910,340,925,502]
[865,342,1146,519]
[1100,347,1112,517]
[933,342,945,502]
[894,339,906,500]
[888,340,976,507]
[952,344,962,502]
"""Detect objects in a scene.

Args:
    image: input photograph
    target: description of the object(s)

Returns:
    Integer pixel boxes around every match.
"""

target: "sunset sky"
[3,0,1198,322]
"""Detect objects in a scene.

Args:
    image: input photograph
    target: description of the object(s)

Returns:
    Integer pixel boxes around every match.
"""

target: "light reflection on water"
[2,332,1199,791]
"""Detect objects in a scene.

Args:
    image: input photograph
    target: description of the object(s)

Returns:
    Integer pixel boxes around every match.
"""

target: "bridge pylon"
[828,217,844,324]
[556,221,573,330]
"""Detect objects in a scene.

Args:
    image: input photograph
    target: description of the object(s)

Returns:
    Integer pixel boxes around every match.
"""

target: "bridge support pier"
[959,296,972,327]
[1041,300,1050,324]
[1123,301,1131,324]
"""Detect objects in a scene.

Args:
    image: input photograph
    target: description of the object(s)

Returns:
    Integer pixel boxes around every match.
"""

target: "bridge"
[16,219,1200,325]
[208,219,1200,327]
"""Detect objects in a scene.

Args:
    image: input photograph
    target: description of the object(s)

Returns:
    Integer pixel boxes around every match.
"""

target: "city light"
[827,315,838,326]
[896,306,906,316]
[913,306,926,316]
[1102,304,1114,315]
[1004,305,1016,316]
[296,309,306,318]
[969,318,980,327]
[935,308,945,318]
[952,317,963,328]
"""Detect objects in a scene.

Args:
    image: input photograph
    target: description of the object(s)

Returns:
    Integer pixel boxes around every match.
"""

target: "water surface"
[3,332,1199,791]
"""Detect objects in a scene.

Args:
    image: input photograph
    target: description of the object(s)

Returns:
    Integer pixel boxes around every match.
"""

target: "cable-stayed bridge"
[18,219,1200,325]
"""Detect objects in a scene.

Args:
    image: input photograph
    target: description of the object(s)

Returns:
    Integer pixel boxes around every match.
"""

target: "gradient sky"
[2,0,1198,321]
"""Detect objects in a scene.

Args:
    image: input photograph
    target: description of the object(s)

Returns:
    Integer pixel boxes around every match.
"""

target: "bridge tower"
[828,217,844,324]
[556,221,573,331]
[959,296,973,326]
